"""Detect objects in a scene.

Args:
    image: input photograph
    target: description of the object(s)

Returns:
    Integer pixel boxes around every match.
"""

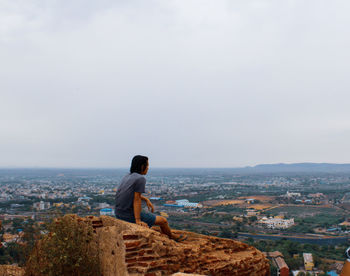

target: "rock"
[25,215,269,275]
[0,265,25,276]
[91,215,269,276]
[171,273,205,276]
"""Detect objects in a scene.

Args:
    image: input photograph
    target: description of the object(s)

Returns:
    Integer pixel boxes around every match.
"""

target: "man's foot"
[171,233,187,242]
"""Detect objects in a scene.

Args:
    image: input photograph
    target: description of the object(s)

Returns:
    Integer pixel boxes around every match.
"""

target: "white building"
[78,196,92,202]
[175,199,202,208]
[100,208,115,216]
[303,253,314,271]
[259,217,295,229]
[286,191,301,198]
[33,201,51,210]
[98,202,111,209]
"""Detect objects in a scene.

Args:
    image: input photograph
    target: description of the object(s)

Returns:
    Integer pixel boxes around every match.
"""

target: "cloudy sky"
[1,0,350,168]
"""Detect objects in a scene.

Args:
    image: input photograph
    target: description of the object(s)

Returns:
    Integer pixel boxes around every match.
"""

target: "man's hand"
[146,200,154,213]
[135,219,148,227]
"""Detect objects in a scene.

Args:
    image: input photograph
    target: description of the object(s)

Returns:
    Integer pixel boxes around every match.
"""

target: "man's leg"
[154,215,186,241]
[154,216,173,238]
[142,213,186,241]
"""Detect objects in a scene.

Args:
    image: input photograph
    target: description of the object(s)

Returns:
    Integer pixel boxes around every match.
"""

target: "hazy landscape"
[2,0,350,275]
[1,164,349,274]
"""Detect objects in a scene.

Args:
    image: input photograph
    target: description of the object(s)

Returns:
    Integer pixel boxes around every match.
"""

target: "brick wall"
[91,216,270,276]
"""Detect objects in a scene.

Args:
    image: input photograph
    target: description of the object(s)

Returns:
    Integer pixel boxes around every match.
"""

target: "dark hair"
[130,155,148,174]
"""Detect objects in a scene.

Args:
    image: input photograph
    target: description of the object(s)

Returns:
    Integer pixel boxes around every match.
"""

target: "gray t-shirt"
[115,173,146,218]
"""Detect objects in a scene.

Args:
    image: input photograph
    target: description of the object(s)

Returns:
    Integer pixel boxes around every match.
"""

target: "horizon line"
[1,162,350,170]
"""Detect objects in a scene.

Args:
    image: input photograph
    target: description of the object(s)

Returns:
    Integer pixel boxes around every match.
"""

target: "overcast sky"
[1,0,350,168]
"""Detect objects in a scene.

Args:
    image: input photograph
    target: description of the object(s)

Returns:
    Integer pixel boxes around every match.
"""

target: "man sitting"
[115,155,186,242]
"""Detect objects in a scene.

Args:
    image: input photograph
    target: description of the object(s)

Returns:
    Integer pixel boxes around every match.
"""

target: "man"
[115,155,186,241]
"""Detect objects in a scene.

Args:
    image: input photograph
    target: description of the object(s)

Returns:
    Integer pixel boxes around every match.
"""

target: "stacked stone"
[86,215,269,276]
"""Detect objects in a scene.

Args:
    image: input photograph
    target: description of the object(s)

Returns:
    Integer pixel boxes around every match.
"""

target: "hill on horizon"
[2,162,350,175]
[241,162,350,173]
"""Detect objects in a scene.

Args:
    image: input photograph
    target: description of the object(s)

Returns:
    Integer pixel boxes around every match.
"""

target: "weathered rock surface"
[171,272,203,276]
[89,215,269,276]
[171,273,205,276]
[0,265,25,276]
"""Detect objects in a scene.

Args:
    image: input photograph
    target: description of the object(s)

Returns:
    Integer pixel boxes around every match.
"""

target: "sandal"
[172,234,187,242]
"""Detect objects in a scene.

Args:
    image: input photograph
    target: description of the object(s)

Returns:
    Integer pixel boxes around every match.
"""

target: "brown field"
[238,196,276,202]
[202,196,276,207]
[202,200,245,206]
[201,199,275,210]
[250,204,275,210]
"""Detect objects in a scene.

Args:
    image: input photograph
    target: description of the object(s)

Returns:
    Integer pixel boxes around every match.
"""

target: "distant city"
[1,164,350,275]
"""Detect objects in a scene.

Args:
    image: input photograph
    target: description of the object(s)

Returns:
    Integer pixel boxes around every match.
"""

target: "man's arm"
[140,195,148,201]
[133,192,147,227]
[140,195,154,212]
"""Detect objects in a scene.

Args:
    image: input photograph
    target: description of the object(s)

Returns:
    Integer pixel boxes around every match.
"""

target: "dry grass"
[238,196,275,202]
[202,200,245,206]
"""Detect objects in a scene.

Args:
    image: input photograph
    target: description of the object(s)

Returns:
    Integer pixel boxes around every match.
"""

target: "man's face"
[142,161,149,175]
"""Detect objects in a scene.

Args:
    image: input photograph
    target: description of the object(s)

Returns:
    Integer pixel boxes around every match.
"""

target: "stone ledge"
[0,265,25,276]
[93,215,270,275]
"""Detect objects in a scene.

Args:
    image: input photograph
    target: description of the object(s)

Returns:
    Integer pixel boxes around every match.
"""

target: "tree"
[218,230,236,239]
[12,218,24,229]
[285,257,302,270]
[25,214,100,276]
[269,262,277,276]
[6,242,26,265]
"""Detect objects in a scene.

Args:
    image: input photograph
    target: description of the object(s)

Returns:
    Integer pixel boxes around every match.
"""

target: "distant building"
[245,198,255,204]
[150,197,162,200]
[233,216,243,222]
[53,202,64,208]
[2,233,19,244]
[258,217,294,229]
[78,196,92,202]
[176,199,202,208]
[164,204,182,207]
[263,251,289,276]
[286,191,301,198]
[98,202,111,209]
[308,193,324,198]
[274,256,289,276]
[33,201,50,210]
[100,208,114,216]
[303,253,314,271]
[164,199,202,208]
[327,227,341,232]
[10,204,23,209]
[331,262,344,274]
[339,221,350,228]
[246,209,259,217]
